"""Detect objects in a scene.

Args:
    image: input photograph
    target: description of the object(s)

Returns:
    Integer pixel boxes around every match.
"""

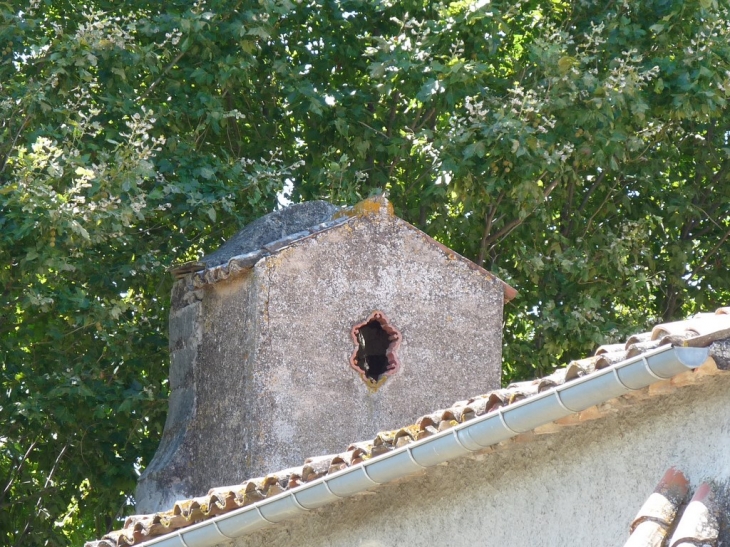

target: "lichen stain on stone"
[363,374,388,394]
[334,195,394,219]
[266,252,288,268]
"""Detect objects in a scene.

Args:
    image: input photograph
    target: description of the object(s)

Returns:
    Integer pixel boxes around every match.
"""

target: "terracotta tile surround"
[349,310,402,386]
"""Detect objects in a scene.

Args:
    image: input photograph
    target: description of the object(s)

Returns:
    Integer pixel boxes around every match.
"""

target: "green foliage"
[1,0,729,543]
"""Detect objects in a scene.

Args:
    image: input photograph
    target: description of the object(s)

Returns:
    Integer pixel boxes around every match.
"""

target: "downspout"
[143,345,710,547]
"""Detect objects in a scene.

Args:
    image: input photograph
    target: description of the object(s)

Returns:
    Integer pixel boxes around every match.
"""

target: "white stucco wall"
[227,375,730,547]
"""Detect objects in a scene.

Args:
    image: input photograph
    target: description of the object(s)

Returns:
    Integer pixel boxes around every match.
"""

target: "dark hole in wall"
[350,311,401,387]
[354,320,392,381]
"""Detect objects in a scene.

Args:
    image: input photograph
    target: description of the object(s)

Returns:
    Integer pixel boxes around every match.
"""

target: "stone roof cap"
[200,200,340,269]
[169,196,517,301]
[86,307,730,547]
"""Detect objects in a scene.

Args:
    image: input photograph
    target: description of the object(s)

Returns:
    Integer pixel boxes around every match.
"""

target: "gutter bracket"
[322,479,345,499]
[405,447,428,467]
[641,356,664,380]
[361,465,382,485]
[255,505,276,524]
[213,521,233,539]
[290,493,311,512]
[554,389,576,413]
[498,408,521,435]
[612,367,633,390]
[451,430,477,453]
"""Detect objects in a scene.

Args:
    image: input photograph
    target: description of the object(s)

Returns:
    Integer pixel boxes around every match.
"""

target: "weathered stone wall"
[135,281,203,512]
[137,270,267,512]
[250,212,504,476]
[137,204,505,512]
[229,375,730,547]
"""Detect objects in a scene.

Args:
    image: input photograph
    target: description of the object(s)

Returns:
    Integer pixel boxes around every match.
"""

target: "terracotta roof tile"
[652,311,730,341]
[595,342,627,355]
[626,467,690,547]
[625,331,654,347]
[625,469,721,547]
[669,482,720,546]
[627,338,664,357]
[87,307,730,547]
[595,350,630,369]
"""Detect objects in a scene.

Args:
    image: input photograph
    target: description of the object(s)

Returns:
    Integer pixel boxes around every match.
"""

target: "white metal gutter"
[140,345,710,547]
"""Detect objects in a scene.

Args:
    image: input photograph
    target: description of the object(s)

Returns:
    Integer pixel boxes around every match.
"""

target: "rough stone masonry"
[136,196,514,513]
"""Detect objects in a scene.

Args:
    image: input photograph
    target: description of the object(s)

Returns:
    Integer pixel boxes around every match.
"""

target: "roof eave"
[126,344,710,547]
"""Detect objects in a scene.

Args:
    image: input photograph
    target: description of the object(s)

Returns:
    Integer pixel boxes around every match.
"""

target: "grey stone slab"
[202,201,340,268]
[262,230,312,253]
[710,339,730,370]
[227,250,265,270]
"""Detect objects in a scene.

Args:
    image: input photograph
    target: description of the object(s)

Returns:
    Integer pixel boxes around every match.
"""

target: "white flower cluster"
[363,14,433,67]
[163,29,183,47]
[234,150,306,207]
[684,15,730,59]
[121,108,167,161]
[449,38,465,59]
[464,95,488,124]
[223,109,246,120]
[506,85,556,135]
[25,0,42,15]
[74,10,136,52]
[546,142,575,165]
[604,49,660,94]
[580,21,607,53]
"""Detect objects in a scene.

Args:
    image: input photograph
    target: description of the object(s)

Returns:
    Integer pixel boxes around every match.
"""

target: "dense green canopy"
[1,0,729,543]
